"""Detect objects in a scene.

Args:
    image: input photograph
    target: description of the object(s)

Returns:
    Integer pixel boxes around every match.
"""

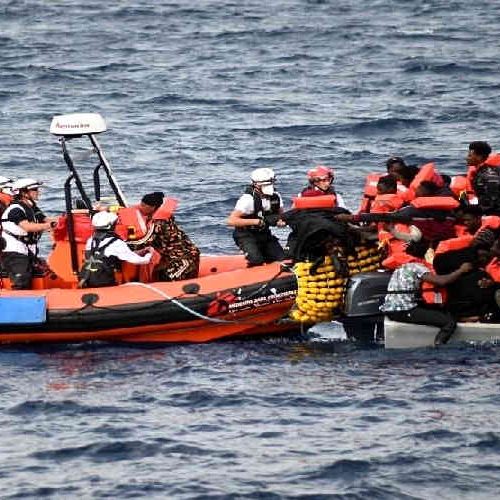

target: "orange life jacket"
[480,215,500,231]
[292,194,337,210]
[0,192,12,214]
[449,175,476,202]
[370,193,405,213]
[52,212,93,243]
[358,173,381,213]
[152,198,178,220]
[486,258,500,282]
[406,162,444,201]
[116,207,149,241]
[410,196,459,211]
[434,234,474,255]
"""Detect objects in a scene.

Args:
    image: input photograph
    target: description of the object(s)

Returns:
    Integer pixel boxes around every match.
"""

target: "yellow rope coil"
[289,243,382,324]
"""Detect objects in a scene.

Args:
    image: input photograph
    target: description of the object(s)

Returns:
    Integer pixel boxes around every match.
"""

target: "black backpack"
[78,235,119,288]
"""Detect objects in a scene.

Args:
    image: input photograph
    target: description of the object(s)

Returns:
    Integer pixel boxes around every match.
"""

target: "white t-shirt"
[85,236,152,265]
[234,193,283,215]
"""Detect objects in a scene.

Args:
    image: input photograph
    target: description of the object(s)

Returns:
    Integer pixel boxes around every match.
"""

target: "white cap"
[91,211,118,229]
[11,178,43,193]
[0,176,13,188]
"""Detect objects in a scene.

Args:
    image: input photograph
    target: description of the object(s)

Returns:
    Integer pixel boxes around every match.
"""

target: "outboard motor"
[341,270,392,342]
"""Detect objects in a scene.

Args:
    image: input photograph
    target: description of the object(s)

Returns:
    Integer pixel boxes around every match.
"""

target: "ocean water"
[0,0,499,497]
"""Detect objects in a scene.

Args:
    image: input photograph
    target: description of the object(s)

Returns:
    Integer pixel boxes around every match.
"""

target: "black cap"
[141,192,164,208]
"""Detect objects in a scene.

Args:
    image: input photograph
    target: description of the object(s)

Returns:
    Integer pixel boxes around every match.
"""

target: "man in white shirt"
[79,211,153,288]
[227,168,285,266]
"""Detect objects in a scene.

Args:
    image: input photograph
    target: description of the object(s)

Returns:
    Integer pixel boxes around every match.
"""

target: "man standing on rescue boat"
[227,168,286,266]
[1,178,57,289]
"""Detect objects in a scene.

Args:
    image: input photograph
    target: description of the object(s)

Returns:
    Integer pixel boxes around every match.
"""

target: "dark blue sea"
[1,0,500,497]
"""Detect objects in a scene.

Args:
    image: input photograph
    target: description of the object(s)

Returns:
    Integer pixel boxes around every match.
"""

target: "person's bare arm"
[423,262,473,287]
[227,209,264,228]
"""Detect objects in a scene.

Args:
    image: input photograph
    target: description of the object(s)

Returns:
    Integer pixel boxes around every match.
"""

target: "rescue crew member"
[299,165,347,209]
[79,211,153,288]
[227,167,285,266]
[1,178,56,289]
[380,239,473,346]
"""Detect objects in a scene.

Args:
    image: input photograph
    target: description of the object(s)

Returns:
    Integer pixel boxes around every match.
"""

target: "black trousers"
[233,230,284,266]
[387,306,457,345]
[1,252,34,290]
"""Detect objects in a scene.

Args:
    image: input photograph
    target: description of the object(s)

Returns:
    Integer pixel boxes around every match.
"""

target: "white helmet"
[251,168,275,183]
[251,168,276,195]
[91,211,118,229]
[0,176,13,188]
[11,178,43,193]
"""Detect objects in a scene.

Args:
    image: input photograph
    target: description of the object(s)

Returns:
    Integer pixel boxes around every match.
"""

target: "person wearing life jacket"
[380,238,473,345]
[227,168,285,266]
[299,165,348,208]
[470,149,500,215]
[134,192,200,281]
[466,140,492,181]
[0,178,57,289]
[79,211,154,288]
[338,180,459,247]
[358,158,410,213]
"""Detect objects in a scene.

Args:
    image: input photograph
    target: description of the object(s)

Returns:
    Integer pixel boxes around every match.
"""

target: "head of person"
[405,238,430,259]
[91,211,118,231]
[139,191,165,217]
[393,164,419,187]
[251,167,276,196]
[457,205,483,234]
[307,165,334,192]
[376,174,397,195]
[11,178,44,201]
[415,180,440,197]
[467,141,492,167]
[386,156,407,176]
[0,176,13,193]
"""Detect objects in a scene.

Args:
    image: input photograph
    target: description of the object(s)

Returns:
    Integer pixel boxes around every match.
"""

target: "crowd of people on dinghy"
[226,140,500,343]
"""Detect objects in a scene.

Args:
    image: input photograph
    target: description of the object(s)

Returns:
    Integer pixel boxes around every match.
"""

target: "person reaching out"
[227,168,285,266]
[79,211,153,288]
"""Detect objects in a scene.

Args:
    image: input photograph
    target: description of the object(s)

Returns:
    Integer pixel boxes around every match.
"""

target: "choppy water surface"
[1,0,500,497]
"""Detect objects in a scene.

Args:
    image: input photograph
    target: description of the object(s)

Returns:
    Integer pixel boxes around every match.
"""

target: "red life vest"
[358,173,381,213]
[407,162,444,201]
[450,175,476,202]
[434,234,474,255]
[410,196,459,211]
[152,198,178,220]
[371,193,405,213]
[480,215,500,231]
[486,258,500,282]
[292,194,338,209]
[0,192,12,215]
[116,207,149,241]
